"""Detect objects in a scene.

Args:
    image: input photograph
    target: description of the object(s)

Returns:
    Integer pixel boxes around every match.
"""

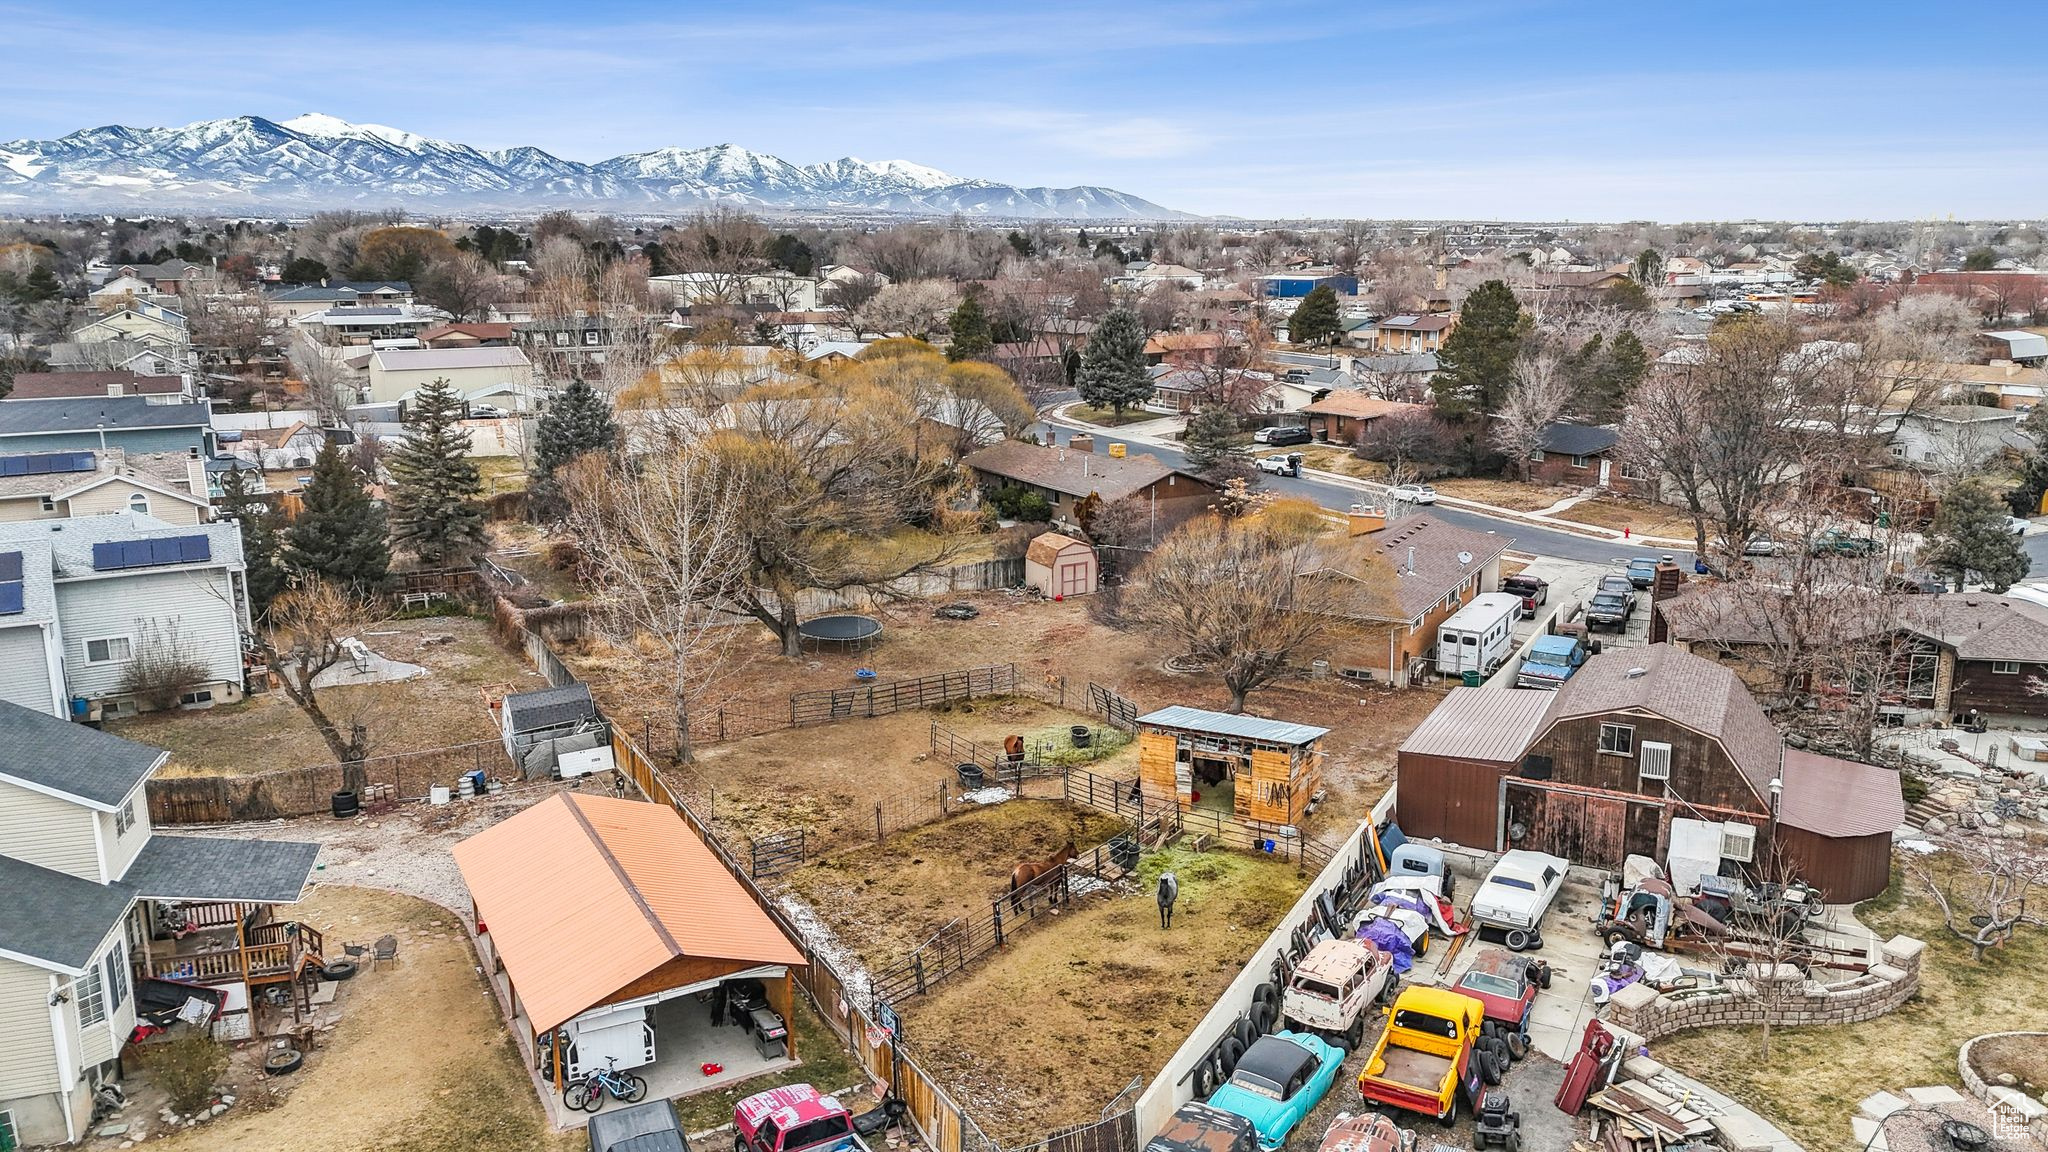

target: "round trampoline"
[797,613,884,652]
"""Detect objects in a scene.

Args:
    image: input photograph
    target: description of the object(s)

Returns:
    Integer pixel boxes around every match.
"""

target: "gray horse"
[1157,871,1179,928]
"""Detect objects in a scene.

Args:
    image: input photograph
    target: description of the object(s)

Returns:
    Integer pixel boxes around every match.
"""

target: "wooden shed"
[1134,706,1328,827]
[1024,532,1098,598]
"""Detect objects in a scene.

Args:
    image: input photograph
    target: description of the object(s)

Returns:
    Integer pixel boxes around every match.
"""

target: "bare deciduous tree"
[1911,838,2048,961]
[262,581,385,793]
[1491,347,1575,479]
[289,333,357,423]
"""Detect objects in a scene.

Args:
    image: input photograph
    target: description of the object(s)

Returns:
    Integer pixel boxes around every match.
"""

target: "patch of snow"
[1066,872,1111,899]
[1896,838,1940,854]
[0,150,45,178]
[959,787,1014,805]
[773,892,873,990]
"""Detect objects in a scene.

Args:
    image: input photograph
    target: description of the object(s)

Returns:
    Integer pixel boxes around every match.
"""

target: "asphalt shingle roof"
[1543,644,1780,801]
[0,698,166,809]
[0,396,211,437]
[121,835,320,903]
[0,853,134,972]
[1317,513,1514,622]
[1536,422,1621,456]
[963,439,1205,503]
[504,683,599,735]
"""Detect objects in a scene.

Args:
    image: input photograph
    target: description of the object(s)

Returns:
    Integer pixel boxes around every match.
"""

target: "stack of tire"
[1191,979,1285,1100]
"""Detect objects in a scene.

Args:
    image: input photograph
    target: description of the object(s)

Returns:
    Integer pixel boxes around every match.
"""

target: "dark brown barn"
[1393,644,1904,901]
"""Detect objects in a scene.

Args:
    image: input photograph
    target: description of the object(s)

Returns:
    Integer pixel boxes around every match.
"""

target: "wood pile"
[1587,1081,1716,1151]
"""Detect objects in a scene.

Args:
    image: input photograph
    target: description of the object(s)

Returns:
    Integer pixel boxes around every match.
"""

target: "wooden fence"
[1060,768,1340,870]
[789,664,1018,726]
[147,739,510,824]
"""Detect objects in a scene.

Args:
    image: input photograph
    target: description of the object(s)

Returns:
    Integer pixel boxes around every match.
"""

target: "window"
[553,332,569,346]
[128,493,150,514]
[77,964,106,1027]
[114,799,135,836]
[1993,661,2022,675]
[85,637,133,664]
[1599,723,1634,756]
[1527,449,1545,462]
[1906,653,1938,700]
[1570,454,1589,468]
[583,330,600,346]
[39,495,55,512]
[1889,444,1907,458]
[103,944,127,1016]
[1,1108,17,1152]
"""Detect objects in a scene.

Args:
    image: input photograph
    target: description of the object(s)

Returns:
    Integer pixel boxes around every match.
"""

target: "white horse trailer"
[1435,592,1522,679]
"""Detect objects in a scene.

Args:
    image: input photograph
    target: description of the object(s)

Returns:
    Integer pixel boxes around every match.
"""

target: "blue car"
[1204,1031,1346,1150]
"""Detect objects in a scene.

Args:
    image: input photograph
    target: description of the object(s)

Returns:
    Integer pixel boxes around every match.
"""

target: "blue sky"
[3,0,2044,220]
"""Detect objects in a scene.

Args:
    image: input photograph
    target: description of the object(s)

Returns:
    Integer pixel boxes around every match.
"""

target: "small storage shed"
[1025,532,1099,598]
[1134,705,1329,827]
[499,683,609,779]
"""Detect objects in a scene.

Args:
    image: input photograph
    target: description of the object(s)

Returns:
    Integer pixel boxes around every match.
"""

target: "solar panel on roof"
[0,581,21,616]
[0,552,19,583]
[0,452,95,477]
[89,534,212,572]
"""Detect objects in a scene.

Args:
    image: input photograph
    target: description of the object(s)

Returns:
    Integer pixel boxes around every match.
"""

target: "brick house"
[1300,512,1511,686]
[1300,394,1429,445]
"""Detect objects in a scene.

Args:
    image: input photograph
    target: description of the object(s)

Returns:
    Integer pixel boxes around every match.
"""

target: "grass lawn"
[1291,444,1385,480]
[1066,404,1159,427]
[1427,477,1573,511]
[479,455,530,495]
[1655,858,2048,1152]
[1552,497,1699,541]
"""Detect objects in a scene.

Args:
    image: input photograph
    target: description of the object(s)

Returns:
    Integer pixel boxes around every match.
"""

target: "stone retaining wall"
[1956,1031,2048,1145]
[1600,935,1925,1040]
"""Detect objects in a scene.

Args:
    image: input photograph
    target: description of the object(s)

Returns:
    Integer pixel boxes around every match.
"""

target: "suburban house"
[651,271,821,311]
[87,276,177,312]
[7,371,198,405]
[1394,644,1905,901]
[1914,359,2048,410]
[1143,331,1234,367]
[0,397,215,459]
[364,346,535,406]
[265,281,414,321]
[0,703,319,1147]
[453,793,807,1101]
[292,305,445,347]
[103,259,217,296]
[961,439,1217,541]
[0,514,250,719]
[69,305,189,354]
[1301,511,1512,686]
[0,448,212,526]
[1525,422,1635,491]
[227,422,331,471]
[419,322,517,349]
[41,342,188,381]
[1878,405,2024,472]
[1299,394,1427,445]
[515,314,622,370]
[1367,314,1457,354]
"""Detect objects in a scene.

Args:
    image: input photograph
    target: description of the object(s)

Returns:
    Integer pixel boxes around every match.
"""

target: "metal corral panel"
[1397,686,1552,763]
[1134,705,1329,747]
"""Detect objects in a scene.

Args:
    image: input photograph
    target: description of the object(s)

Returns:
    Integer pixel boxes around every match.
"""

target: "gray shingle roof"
[0,395,211,438]
[121,835,320,903]
[0,699,166,809]
[1536,422,1621,456]
[1134,705,1329,746]
[0,514,243,580]
[504,683,598,734]
[963,439,1207,503]
[0,853,134,972]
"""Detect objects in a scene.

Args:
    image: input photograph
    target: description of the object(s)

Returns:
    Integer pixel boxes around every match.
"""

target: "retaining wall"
[1601,935,1925,1039]
[1956,1031,2048,1145]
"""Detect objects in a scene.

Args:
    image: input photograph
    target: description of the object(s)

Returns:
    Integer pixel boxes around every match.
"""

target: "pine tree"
[946,291,994,362]
[1074,306,1153,418]
[530,377,620,520]
[1181,406,1241,475]
[1924,481,2030,592]
[281,439,390,593]
[22,266,60,303]
[1289,284,1342,347]
[385,377,485,565]
[1605,330,1649,399]
[1431,280,1528,421]
[219,467,286,619]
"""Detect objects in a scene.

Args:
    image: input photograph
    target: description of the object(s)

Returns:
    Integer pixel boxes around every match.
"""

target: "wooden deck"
[138,901,327,988]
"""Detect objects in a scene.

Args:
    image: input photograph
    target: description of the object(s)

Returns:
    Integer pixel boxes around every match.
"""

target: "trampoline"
[797,613,884,652]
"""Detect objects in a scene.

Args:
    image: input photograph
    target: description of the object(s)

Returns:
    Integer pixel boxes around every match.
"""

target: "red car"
[1450,947,1551,1061]
[734,1085,868,1152]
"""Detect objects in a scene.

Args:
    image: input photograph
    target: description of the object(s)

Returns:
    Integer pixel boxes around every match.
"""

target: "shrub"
[120,621,209,711]
[148,1030,228,1114]
[1900,772,1929,806]
[542,539,582,571]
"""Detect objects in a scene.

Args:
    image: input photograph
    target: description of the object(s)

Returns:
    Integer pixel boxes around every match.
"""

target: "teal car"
[1204,1031,1346,1150]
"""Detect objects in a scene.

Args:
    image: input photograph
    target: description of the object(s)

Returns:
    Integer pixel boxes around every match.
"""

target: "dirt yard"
[776,799,1132,970]
[115,616,542,776]
[1656,857,2048,1152]
[146,886,579,1152]
[896,845,1306,1142]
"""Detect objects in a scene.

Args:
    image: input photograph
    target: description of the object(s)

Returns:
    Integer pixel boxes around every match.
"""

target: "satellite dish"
[1457,550,1473,564]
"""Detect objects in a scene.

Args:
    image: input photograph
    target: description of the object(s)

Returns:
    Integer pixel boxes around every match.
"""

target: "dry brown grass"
[1655,859,2048,1152]
[1551,496,1698,541]
[1291,444,1386,480]
[1427,477,1574,511]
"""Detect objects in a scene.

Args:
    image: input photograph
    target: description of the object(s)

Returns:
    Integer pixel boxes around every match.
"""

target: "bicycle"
[566,1056,646,1113]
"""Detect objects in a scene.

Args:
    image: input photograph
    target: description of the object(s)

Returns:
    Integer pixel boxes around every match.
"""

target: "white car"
[1387,484,1438,505]
[1256,454,1297,475]
[2006,517,2031,537]
[469,404,508,419]
[1469,849,1569,949]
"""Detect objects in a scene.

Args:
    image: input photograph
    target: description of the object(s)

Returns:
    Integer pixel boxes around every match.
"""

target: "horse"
[1009,839,1076,914]
[1157,871,1180,929]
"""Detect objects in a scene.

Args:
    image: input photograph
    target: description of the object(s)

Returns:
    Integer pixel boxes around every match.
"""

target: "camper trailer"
[1434,592,1521,679]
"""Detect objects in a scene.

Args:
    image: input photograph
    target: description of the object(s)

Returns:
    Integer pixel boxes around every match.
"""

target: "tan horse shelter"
[1135,706,1328,827]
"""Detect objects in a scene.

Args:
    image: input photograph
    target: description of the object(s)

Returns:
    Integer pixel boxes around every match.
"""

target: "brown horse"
[1009,839,1076,914]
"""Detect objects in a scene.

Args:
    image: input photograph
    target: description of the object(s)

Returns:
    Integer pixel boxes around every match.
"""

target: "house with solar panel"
[0,514,248,720]
[0,449,213,527]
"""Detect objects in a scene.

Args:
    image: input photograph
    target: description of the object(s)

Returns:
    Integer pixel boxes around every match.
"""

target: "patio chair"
[341,941,370,965]
[372,934,399,970]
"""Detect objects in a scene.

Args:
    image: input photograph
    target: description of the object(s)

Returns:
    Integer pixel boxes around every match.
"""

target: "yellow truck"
[1355,987,1489,1127]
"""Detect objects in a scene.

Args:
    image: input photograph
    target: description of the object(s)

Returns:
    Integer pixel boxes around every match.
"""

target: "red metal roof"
[1776,749,1906,838]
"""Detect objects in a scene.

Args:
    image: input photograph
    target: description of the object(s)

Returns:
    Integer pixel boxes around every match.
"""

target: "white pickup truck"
[1279,939,1397,1051]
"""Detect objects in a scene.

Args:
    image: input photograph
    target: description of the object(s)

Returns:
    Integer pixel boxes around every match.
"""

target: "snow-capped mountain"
[0,114,1182,219]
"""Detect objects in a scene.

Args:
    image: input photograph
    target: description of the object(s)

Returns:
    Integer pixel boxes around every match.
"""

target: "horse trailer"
[1434,593,1522,679]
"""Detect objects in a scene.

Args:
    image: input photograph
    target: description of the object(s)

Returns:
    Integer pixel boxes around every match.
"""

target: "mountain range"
[0,113,1181,219]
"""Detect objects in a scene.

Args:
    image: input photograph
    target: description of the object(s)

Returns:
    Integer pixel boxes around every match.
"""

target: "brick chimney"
[1347,503,1387,536]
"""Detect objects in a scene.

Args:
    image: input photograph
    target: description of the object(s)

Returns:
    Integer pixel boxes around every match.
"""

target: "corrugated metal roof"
[451,793,804,1033]
[1777,749,1906,837]
[1397,686,1552,763]
[1134,705,1329,746]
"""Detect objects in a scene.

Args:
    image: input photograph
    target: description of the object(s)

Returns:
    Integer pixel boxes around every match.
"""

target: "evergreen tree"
[385,378,485,565]
[1431,280,1528,421]
[1074,306,1153,418]
[281,439,390,593]
[219,466,286,619]
[530,377,620,520]
[1181,406,1241,475]
[1924,481,2029,592]
[22,266,60,303]
[946,291,994,362]
[282,256,329,284]
[1605,330,1649,398]
[1289,284,1342,347]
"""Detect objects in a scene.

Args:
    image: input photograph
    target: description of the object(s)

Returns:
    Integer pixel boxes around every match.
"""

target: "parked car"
[2006,516,2031,537]
[1356,987,1491,1126]
[1146,1103,1259,1152]
[1585,591,1633,632]
[735,1086,868,1152]
[1711,534,1787,557]
[1312,1112,1415,1152]
[592,1099,689,1152]
[1623,557,1663,589]
[1809,528,1881,557]
[1386,842,1453,902]
[1387,484,1438,505]
[1449,948,1552,1062]
[1256,453,1303,477]
[1501,574,1548,619]
[1595,574,1637,609]
[1280,939,1398,1050]
[1514,634,1588,690]
[469,403,509,419]
[1469,851,1569,950]
[1255,426,1313,446]
[1206,1032,1347,1150]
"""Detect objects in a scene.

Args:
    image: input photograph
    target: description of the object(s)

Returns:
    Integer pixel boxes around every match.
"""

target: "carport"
[453,793,808,1126]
